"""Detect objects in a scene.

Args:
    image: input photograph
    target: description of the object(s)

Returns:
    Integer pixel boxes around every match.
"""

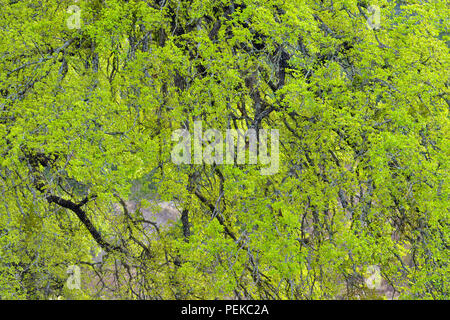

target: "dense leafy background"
[0,0,448,299]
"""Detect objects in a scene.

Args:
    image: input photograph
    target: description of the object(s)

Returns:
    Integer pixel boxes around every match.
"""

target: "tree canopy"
[0,0,448,299]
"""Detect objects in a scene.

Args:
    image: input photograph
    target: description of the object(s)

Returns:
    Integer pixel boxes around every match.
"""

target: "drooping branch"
[46,194,124,253]
[193,190,237,242]
[21,148,123,254]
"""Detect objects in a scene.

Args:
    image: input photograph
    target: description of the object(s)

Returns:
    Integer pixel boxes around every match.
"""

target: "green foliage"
[0,0,448,299]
